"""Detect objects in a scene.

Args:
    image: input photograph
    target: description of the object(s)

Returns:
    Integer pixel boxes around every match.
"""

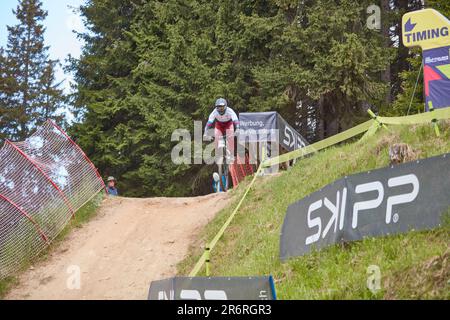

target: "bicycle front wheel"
[218,162,229,192]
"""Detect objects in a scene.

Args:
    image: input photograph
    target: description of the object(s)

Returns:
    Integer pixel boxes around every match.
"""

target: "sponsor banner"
[239,112,308,151]
[280,153,450,260]
[402,9,450,50]
[423,46,450,67]
[423,46,450,110]
[428,78,450,110]
[277,114,308,151]
[239,112,277,143]
[402,9,450,110]
[148,276,277,300]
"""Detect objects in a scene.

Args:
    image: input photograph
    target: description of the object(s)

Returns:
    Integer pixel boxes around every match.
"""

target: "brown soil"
[5,193,230,300]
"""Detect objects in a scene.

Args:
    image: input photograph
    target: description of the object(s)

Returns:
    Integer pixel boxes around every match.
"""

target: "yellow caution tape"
[377,107,450,125]
[189,148,266,277]
[262,119,375,168]
[359,120,380,141]
[263,107,450,168]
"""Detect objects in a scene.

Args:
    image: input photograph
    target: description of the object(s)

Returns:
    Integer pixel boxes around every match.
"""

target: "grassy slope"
[178,122,450,299]
[0,192,105,299]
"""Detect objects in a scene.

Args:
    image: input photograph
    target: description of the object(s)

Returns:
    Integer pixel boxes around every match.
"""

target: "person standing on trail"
[106,176,119,196]
[203,98,240,160]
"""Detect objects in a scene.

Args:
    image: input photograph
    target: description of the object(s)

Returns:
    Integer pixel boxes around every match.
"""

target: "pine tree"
[68,0,149,196]
[0,48,11,141]
[69,0,284,197]
[1,0,65,141]
[73,0,431,196]
[38,59,66,125]
[245,0,390,139]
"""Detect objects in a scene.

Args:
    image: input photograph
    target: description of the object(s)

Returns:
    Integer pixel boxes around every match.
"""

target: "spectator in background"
[106,176,119,196]
[212,172,226,193]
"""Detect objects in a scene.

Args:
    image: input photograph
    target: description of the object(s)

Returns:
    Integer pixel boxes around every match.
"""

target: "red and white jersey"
[205,108,239,127]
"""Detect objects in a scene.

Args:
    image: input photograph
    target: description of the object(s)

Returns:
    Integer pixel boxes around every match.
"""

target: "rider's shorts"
[215,120,234,135]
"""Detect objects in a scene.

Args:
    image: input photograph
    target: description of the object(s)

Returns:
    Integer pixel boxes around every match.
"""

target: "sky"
[0,0,87,93]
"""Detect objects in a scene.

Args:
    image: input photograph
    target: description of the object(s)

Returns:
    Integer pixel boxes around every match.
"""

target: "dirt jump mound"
[6,193,230,300]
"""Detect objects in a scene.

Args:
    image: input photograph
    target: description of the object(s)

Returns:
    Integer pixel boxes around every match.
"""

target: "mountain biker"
[203,98,239,162]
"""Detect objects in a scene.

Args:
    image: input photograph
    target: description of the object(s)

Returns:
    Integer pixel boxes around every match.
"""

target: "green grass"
[52,191,105,243]
[178,122,450,299]
[0,191,104,299]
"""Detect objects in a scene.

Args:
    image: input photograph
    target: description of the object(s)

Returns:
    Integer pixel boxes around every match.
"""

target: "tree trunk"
[317,96,325,141]
[381,0,391,105]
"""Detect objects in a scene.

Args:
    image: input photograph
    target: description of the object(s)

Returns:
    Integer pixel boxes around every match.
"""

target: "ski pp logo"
[402,9,450,50]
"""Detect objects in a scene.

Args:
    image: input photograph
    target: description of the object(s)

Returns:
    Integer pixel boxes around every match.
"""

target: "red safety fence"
[0,120,105,278]
[229,154,255,188]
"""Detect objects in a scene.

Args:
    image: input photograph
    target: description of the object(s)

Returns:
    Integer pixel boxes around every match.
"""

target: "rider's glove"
[203,134,213,142]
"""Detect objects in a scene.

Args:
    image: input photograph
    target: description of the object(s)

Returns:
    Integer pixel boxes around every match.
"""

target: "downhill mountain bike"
[216,132,237,192]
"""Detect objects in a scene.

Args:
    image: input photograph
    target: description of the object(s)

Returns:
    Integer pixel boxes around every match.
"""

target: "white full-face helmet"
[215,98,228,116]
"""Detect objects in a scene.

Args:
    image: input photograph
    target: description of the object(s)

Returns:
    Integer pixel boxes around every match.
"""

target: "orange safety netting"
[0,120,104,278]
[229,154,255,188]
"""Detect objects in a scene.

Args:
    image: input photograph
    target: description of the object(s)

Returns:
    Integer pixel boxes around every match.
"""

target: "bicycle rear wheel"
[218,162,229,192]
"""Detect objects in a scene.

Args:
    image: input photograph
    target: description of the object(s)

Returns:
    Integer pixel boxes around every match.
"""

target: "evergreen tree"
[388,0,424,103]
[72,0,439,196]
[245,0,390,139]
[0,0,65,141]
[0,48,11,141]
[38,59,66,125]
[68,0,154,196]
[69,0,284,196]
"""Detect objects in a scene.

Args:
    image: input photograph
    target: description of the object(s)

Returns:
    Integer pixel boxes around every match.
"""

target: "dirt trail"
[6,193,230,300]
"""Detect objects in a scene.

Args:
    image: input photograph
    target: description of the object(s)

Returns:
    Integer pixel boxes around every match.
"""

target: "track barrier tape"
[263,107,450,168]
[368,109,389,131]
[360,120,380,141]
[377,107,450,125]
[262,119,375,168]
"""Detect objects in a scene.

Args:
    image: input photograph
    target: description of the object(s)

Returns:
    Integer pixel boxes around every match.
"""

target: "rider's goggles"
[216,105,226,113]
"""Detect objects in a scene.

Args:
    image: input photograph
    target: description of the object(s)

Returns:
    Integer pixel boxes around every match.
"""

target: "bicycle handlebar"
[219,132,239,139]
[204,131,239,140]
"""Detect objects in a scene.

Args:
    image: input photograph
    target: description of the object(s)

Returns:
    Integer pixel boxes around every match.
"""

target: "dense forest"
[1,0,449,197]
